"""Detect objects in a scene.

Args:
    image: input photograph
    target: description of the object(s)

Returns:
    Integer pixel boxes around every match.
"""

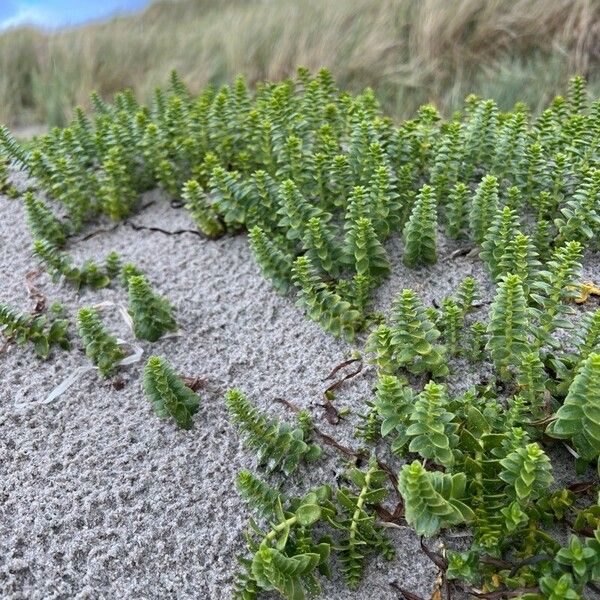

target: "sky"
[0,0,151,30]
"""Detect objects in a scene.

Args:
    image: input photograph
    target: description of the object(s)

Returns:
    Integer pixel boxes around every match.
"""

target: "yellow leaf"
[430,573,443,600]
[573,281,600,304]
[430,588,442,600]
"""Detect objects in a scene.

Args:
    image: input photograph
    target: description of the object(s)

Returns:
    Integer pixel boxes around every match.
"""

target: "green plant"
[247,169,282,232]
[6,66,600,599]
[143,355,200,429]
[390,289,448,377]
[105,251,121,280]
[182,179,224,238]
[555,535,598,586]
[0,124,30,169]
[368,164,398,237]
[430,121,461,203]
[446,550,480,584]
[530,241,583,347]
[0,301,70,358]
[439,298,464,355]
[402,183,438,267]
[486,273,531,381]
[99,146,137,220]
[354,403,381,444]
[302,216,340,278]
[455,276,478,318]
[249,226,294,295]
[498,231,541,295]
[127,275,177,341]
[333,460,394,589]
[546,353,600,464]
[0,155,15,197]
[469,174,499,245]
[398,461,474,537]
[236,470,282,519]
[33,239,110,290]
[555,169,600,245]
[515,351,548,419]
[292,256,361,340]
[372,374,413,455]
[234,483,334,600]
[226,389,322,476]
[557,309,600,391]
[365,324,395,373]
[209,167,248,228]
[466,321,487,362]
[120,262,144,287]
[446,182,469,239]
[406,381,458,467]
[499,442,553,504]
[24,192,67,246]
[277,179,323,241]
[343,216,389,282]
[480,205,521,280]
[76,307,124,377]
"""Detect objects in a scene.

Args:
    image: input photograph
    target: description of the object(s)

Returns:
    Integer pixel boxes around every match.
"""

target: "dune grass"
[1,0,600,127]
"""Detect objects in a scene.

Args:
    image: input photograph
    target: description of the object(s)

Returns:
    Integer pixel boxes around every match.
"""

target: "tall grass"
[1,0,599,127]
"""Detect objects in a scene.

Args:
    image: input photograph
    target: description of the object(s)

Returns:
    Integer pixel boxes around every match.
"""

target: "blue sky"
[0,0,151,30]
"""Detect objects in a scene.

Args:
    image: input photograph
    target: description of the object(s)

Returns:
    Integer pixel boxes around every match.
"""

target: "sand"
[0,173,597,599]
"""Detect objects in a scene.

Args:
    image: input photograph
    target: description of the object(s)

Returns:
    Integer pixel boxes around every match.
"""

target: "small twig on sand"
[179,374,225,395]
[125,220,205,238]
[75,223,120,242]
[323,357,362,381]
[323,359,363,394]
[443,247,477,261]
[274,396,357,458]
[389,582,426,600]
[420,537,447,570]
[466,587,540,599]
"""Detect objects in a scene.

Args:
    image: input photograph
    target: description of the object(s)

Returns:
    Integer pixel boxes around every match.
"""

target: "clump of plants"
[1,70,600,600]
[367,288,448,378]
[0,301,70,358]
[24,192,67,247]
[225,389,322,476]
[33,239,111,290]
[233,459,394,599]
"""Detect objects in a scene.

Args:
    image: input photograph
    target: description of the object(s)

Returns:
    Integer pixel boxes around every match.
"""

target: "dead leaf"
[572,281,600,304]
[180,375,208,392]
[25,270,46,315]
[567,481,595,494]
[420,537,448,571]
[374,501,404,525]
[321,398,341,425]
[109,377,127,391]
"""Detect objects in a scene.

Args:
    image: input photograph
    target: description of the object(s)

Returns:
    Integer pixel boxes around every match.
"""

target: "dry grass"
[1,0,600,126]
